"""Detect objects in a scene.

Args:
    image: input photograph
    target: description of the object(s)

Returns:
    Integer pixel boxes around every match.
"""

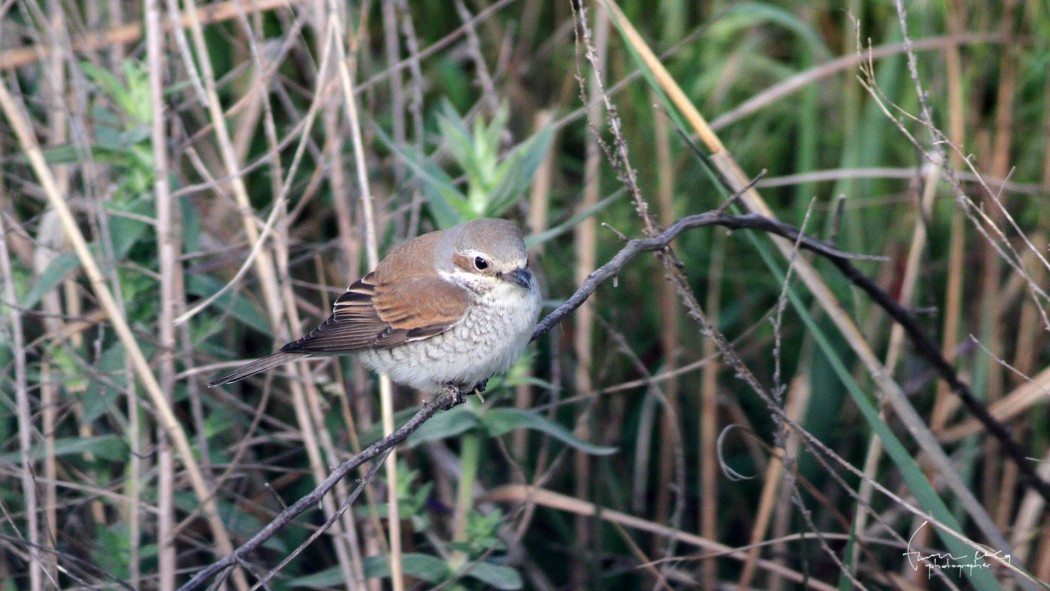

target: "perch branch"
[176,385,464,591]
[531,211,879,340]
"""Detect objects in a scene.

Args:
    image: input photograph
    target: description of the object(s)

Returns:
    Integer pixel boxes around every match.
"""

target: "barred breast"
[361,280,541,393]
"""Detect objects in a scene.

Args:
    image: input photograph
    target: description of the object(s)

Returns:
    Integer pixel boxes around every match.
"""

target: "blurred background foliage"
[0,0,1049,589]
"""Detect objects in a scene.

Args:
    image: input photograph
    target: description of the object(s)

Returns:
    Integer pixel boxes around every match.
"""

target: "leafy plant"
[380,100,554,228]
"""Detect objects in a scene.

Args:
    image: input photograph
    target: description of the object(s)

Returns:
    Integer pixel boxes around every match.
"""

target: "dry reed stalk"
[244,6,362,584]
[571,7,609,586]
[1006,3,1050,579]
[928,0,968,482]
[940,365,1050,442]
[0,0,303,70]
[933,207,964,414]
[147,1,180,588]
[322,30,376,591]
[737,375,812,590]
[397,0,427,238]
[40,363,57,586]
[699,230,724,590]
[980,0,1018,531]
[195,6,370,583]
[612,521,674,589]
[328,2,404,588]
[514,110,556,458]
[174,0,327,588]
[852,161,940,584]
[1,205,40,591]
[177,0,284,325]
[382,0,407,189]
[39,1,68,584]
[484,485,838,591]
[653,95,680,553]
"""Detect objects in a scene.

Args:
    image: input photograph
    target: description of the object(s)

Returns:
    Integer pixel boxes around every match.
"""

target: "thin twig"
[0,203,41,591]
[0,0,305,70]
[176,385,465,591]
[531,211,877,341]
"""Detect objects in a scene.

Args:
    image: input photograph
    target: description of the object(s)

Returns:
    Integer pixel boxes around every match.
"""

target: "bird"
[209,219,541,394]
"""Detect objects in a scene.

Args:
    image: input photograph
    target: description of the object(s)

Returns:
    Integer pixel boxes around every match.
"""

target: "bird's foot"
[471,379,488,404]
[440,383,468,410]
[438,380,489,410]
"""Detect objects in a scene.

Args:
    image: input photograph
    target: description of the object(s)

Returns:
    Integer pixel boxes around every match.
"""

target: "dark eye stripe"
[452,254,475,272]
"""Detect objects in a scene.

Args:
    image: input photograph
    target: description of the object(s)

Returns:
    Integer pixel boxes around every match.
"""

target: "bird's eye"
[474,256,489,271]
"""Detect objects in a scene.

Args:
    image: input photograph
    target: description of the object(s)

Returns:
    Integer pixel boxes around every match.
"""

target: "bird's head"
[442,219,533,294]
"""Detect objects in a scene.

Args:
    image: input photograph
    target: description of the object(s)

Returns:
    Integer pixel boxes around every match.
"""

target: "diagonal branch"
[530,211,880,341]
[177,385,465,591]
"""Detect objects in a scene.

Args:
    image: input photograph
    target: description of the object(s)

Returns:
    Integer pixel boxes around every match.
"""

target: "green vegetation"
[1,1,1048,589]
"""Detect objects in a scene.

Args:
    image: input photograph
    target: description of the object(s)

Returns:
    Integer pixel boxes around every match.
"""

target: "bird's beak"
[502,268,533,289]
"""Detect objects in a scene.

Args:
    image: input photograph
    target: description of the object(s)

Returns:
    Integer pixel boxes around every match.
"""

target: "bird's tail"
[208,352,305,386]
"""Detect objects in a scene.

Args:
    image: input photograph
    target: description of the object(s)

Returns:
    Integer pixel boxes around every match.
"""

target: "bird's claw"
[440,383,467,410]
[472,379,488,404]
[438,379,489,410]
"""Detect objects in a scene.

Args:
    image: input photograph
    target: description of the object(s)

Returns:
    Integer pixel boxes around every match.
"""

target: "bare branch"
[177,385,466,591]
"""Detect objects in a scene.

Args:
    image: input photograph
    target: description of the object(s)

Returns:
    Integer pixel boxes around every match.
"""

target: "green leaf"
[434,57,471,108]
[374,125,468,228]
[107,196,153,260]
[292,566,344,589]
[187,275,271,336]
[488,123,554,216]
[21,252,78,310]
[82,341,128,423]
[81,60,152,127]
[437,181,478,221]
[524,191,621,250]
[363,553,451,583]
[118,61,152,125]
[0,435,126,464]
[716,3,831,61]
[437,102,482,185]
[485,158,527,217]
[38,144,84,165]
[481,408,617,455]
[91,524,131,580]
[482,105,510,157]
[179,193,201,255]
[837,527,857,591]
[466,562,523,590]
[408,406,481,446]
[81,61,127,106]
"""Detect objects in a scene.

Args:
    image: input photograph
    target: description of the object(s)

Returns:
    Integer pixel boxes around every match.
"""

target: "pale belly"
[361,284,540,392]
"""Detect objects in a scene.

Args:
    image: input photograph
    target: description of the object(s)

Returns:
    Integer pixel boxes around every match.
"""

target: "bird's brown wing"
[279,272,470,354]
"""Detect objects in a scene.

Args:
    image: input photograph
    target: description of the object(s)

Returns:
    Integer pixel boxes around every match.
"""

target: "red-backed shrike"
[210,219,541,393]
